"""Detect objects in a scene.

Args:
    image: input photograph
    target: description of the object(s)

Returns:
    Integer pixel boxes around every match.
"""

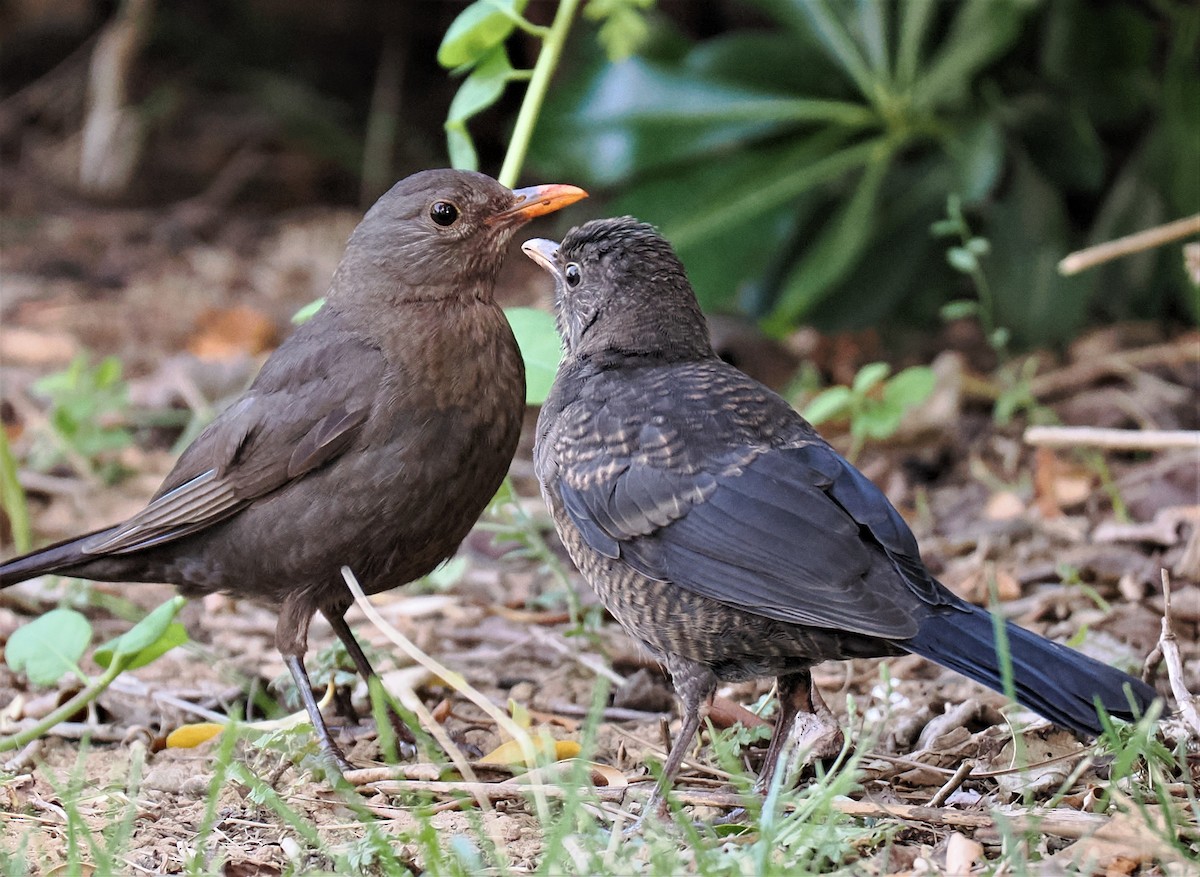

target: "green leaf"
[444,45,515,170]
[292,298,325,324]
[950,117,1004,204]
[947,247,977,273]
[801,386,853,424]
[6,609,92,686]
[505,307,561,405]
[445,122,479,172]
[940,299,979,321]
[766,147,890,328]
[895,0,935,87]
[437,0,529,69]
[446,45,515,123]
[671,136,879,251]
[785,0,880,105]
[882,365,936,408]
[851,361,890,395]
[911,0,1031,113]
[94,596,188,671]
[853,401,904,439]
[533,55,874,187]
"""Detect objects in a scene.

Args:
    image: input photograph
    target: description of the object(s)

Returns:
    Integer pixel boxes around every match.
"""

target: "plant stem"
[0,662,125,752]
[498,0,581,187]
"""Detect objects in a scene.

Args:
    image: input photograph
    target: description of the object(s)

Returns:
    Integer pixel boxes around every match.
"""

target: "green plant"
[934,193,1006,353]
[0,596,189,753]
[29,354,135,483]
[531,0,1200,345]
[802,361,935,461]
[0,427,31,554]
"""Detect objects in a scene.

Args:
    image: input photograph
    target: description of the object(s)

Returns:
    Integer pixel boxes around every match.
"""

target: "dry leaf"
[944,832,983,875]
[1046,799,1186,872]
[1033,447,1095,517]
[0,327,79,365]
[480,735,581,766]
[188,305,278,360]
[165,722,224,748]
[984,490,1025,521]
[708,695,771,730]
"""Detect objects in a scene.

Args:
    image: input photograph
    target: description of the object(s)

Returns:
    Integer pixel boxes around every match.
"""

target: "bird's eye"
[564,263,582,287]
[430,201,459,227]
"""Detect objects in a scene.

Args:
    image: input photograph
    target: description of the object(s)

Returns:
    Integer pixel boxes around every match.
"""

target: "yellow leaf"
[166,722,224,748]
[480,735,581,766]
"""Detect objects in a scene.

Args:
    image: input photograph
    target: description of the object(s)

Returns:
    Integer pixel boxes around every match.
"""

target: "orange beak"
[492,183,588,225]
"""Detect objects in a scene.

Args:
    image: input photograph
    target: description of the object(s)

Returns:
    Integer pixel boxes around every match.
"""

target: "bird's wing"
[81,323,380,555]
[554,407,947,641]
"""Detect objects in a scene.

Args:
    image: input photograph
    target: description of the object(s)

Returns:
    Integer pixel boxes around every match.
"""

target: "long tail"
[902,602,1158,736]
[0,528,116,588]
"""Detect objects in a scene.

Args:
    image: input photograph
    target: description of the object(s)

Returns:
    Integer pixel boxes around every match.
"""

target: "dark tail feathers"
[903,602,1158,736]
[0,528,115,588]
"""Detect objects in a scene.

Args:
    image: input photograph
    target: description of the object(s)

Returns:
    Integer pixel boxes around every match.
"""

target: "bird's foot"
[619,788,672,837]
[316,742,356,781]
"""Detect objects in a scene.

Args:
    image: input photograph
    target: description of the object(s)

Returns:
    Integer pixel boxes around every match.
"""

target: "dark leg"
[639,657,719,822]
[754,669,843,794]
[322,608,417,749]
[283,653,353,774]
[276,596,352,774]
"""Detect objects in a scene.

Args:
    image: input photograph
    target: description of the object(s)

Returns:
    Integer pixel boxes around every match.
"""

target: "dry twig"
[1058,214,1200,275]
[1024,426,1200,452]
[1148,570,1200,738]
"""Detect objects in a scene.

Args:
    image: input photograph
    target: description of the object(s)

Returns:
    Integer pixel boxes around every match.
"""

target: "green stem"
[0,660,126,753]
[498,0,581,187]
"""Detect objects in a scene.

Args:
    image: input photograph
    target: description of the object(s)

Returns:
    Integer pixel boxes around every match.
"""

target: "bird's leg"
[754,669,844,794]
[322,608,417,754]
[638,658,718,824]
[276,597,353,775]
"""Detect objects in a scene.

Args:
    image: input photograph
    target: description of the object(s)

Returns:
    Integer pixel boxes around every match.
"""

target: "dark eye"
[564,263,582,287]
[430,201,459,226]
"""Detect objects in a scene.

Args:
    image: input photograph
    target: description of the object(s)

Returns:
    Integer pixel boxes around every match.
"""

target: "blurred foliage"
[30,355,134,483]
[802,362,935,462]
[530,0,1200,347]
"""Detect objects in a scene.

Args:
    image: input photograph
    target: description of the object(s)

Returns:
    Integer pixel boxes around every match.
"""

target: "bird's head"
[522,217,714,361]
[332,169,586,305]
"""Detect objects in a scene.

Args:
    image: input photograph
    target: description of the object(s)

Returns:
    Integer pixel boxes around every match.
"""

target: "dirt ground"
[1,184,1198,874]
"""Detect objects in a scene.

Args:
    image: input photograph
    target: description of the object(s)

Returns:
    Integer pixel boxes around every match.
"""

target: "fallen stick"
[1154,570,1200,738]
[1024,426,1200,452]
[1058,214,1200,275]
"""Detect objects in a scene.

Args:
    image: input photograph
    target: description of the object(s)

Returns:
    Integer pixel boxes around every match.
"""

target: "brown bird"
[525,217,1157,813]
[1,169,586,771]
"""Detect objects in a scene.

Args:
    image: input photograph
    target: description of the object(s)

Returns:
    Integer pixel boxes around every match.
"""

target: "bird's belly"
[166,412,518,609]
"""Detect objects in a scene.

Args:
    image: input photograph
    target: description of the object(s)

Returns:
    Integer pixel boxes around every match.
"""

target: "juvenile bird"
[525,217,1157,810]
[1,169,586,771]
